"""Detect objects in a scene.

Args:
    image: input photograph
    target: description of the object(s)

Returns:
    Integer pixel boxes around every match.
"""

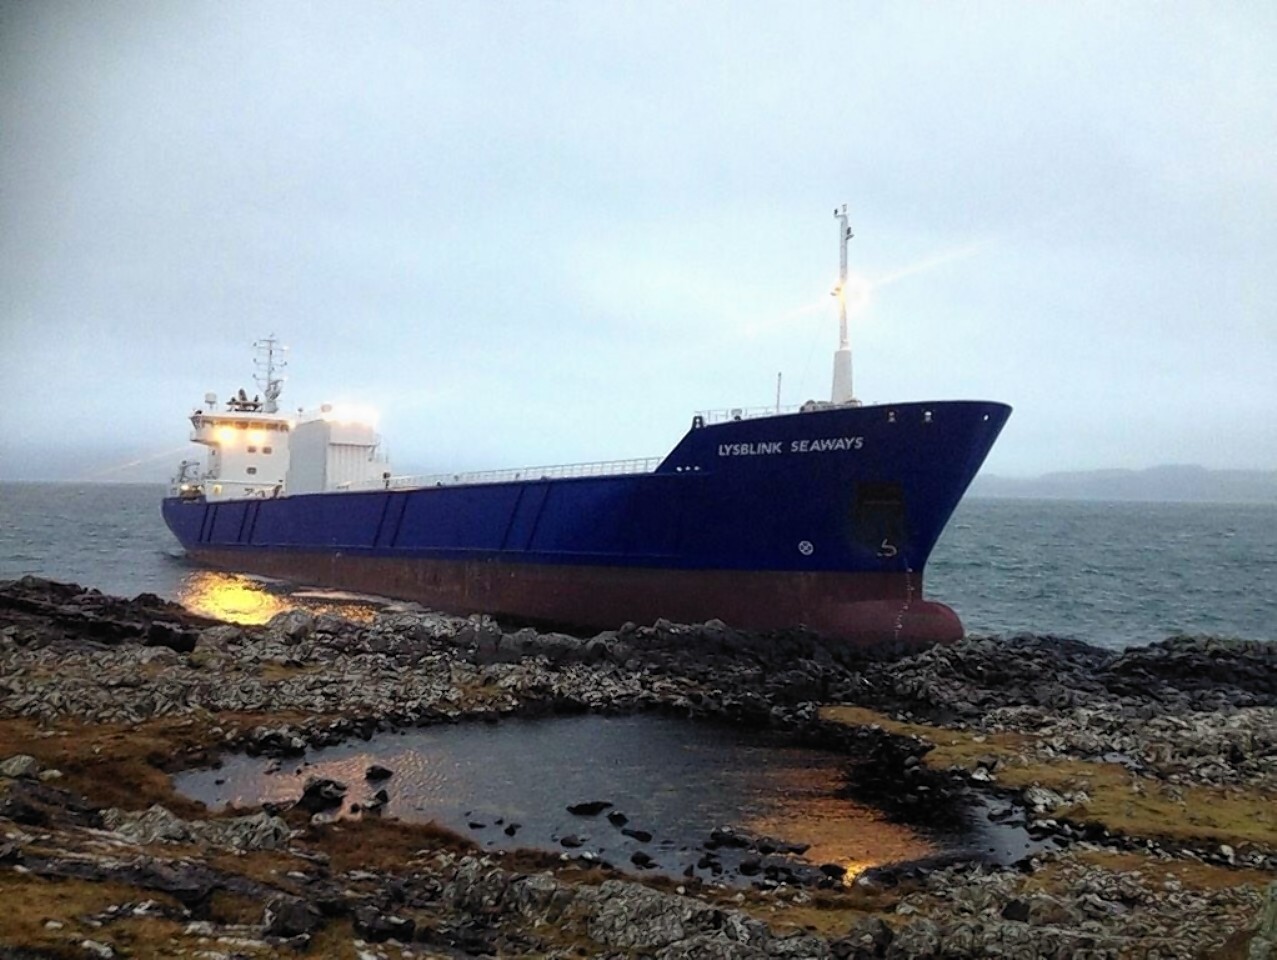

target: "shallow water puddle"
[176,714,1028,881]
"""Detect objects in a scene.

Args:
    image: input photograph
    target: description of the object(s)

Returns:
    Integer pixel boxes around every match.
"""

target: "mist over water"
[1,483,1273,649]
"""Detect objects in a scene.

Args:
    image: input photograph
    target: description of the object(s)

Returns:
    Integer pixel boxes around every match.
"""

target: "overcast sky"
[2,1,1274,482]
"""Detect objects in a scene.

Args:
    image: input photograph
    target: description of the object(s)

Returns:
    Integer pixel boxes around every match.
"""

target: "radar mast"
[253,335,288,414]
[830,204,856,405]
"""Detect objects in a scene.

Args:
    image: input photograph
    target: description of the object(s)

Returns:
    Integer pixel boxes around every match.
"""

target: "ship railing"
[348,456,664,491]
[694,405,803,424]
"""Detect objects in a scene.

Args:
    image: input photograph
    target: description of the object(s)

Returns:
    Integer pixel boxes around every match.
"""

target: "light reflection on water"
[176,714,935,881]
[177,570,381,625]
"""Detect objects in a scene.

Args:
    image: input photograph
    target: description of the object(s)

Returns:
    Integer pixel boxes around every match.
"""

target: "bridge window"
[246,467,258,475]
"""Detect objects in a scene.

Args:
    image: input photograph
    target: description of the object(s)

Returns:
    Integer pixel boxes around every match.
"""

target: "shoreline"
[2,575,1274,958]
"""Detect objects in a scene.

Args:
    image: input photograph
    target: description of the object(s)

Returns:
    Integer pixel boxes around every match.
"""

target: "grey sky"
[2,1,1274,482]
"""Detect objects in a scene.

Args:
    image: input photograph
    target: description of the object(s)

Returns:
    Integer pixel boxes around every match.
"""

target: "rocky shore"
[1,575,1274,959]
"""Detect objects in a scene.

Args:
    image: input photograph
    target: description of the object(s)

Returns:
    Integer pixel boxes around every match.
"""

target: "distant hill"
[969,465,1277,503]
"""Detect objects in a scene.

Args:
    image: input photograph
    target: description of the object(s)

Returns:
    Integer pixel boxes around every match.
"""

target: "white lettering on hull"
[717,441,783,456]
[790,437,864,453]
[717,437,865,457]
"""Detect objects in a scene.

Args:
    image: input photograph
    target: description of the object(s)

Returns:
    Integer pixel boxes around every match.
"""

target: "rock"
[201,810,292,851]
[268,609,316,642]
[197,624,244,647]
[560,834,584,848]
[248,726,308,757]
[103,804,193,844]
[79,940,115,959]
[1023,785,1065,814]
[581,879,721,950]
[567,800,613,816]
[353,905,415,943]
[102,805,291,851]
[296,776,348,812]
[630,850,656,869]
[1000,898,1031,922]
[885,918,938,959]
[843,915,893,957]
[0,754,41,779]
[706,827,750,849]
[506,871,577,924]
[1027,893,1083,927]
[622,827,653,843]
[364,764,394,781]
[3,578,1275,960]
[263,895,319,937]
[1252,881,1277,960]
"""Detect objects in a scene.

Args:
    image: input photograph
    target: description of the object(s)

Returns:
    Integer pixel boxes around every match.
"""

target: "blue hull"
[163,400,1010,644]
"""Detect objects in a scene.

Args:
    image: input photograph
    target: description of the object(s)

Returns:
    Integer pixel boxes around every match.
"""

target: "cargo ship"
[162,208,1010,647]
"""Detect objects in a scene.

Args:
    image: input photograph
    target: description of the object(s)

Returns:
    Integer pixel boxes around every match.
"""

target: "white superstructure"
[170,337,390,502]
[285,407,388,495]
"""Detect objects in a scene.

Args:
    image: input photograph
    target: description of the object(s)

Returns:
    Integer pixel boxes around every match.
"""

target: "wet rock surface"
[0,575,1274,958]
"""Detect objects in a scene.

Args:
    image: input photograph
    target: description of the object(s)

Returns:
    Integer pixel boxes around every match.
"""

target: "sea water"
[1,482,1273,649]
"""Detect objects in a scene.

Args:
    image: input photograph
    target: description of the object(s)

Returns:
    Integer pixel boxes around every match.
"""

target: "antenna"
[830,204,856,405]
[253,335,288,413]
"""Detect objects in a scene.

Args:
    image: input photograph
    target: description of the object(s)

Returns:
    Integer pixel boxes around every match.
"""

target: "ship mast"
[253,335,287,414]
[830,204,856,405]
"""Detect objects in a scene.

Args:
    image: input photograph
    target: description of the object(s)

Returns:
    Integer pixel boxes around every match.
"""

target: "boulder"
[1252,880,1277,960]
[567,800,613,816]
[353,905,415,943]
[263,895,319,937]
[268,609,316,643]
[102,805,193,845]
[0,754,40,779]
[296,777,348,812]
[201,810,292,851]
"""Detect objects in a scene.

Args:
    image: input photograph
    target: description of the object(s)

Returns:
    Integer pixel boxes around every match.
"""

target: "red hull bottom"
[188,549,964,649]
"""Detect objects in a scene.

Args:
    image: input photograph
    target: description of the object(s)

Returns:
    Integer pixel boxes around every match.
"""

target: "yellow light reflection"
[179,571,289,625]
[178,570,381,626]
[740,757,935,884]
[215,426,238,445]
